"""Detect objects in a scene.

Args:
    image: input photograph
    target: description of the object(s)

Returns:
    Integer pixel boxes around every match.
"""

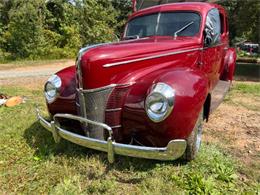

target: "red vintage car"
[37,1,236,163]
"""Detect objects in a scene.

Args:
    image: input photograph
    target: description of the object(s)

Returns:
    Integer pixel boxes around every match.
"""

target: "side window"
[219,13,225,34]
[204,9,221,46]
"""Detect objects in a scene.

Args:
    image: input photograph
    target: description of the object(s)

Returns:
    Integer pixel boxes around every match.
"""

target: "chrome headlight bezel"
[44,75,62,104]
[145,82,175,123]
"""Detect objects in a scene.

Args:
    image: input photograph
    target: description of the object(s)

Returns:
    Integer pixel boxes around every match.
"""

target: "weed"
[232,82,260,96]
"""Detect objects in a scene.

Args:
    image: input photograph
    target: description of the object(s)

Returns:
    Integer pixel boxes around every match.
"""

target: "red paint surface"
[47,3,235,146]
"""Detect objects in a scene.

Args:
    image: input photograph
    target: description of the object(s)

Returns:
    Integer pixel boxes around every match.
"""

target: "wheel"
[184,110,203,161]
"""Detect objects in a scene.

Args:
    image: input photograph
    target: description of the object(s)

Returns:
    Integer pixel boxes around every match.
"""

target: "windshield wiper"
[123,35,140,40]
[174,21,194,38]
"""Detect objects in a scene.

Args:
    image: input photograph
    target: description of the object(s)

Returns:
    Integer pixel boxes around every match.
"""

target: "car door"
[202,8,225,90]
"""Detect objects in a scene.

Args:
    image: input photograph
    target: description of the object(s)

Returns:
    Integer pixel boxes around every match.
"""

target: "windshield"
[125,12,201,38]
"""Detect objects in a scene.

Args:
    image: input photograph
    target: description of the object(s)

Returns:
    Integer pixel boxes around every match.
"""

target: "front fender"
[47,66,77,116]
[121,68,209,147]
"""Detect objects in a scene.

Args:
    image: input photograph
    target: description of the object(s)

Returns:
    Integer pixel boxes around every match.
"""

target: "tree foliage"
[6,0,45,58]
[77,0,117,44]
[0,0,127,60]
[0,0,258,60]
[219,0,260,46]
[111,0,132,36]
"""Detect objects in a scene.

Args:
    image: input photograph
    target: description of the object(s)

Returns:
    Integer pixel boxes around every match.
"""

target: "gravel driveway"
[0,62,73,79]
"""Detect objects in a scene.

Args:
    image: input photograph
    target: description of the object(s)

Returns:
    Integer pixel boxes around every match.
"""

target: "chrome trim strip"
[36,108,52,131]
[107,137,115,163]
[106,108,122,112]
[103,48,203,68]
[56,124,186,161]
[57,126,108,152]
[113,140,186,160]
[121,36,150,43]
[155,12,161,34]
[203,43,226,49]
[111,125,122,129]
[76,82,134,93]
[54,113,112,132]
[36,109,187,163]
[76,43,111,88]
[78,88,88,130]
[77,84,117,93]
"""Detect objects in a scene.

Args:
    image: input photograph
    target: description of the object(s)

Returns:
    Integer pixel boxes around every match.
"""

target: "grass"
[232,82,260,96]
[224,82,260,111]
[0,85,259,194]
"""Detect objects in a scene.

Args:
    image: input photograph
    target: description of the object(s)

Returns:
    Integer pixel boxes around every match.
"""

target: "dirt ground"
[0,63,259,181]
[204,89,260,181]
[0,59,74,71]
[0,60,73,89]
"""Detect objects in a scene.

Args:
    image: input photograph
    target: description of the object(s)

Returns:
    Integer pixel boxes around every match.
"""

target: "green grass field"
[0,83,259,194]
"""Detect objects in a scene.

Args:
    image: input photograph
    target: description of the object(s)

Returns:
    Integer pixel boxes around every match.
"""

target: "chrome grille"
[77,83,133,141]
[78,86,114,140]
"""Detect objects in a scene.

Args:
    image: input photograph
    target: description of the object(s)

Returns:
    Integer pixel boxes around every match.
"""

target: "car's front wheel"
[184,110,203,161]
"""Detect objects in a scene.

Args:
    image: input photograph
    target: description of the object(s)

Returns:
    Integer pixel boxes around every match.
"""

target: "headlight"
[145,82,175,123]
[44,75,62,103]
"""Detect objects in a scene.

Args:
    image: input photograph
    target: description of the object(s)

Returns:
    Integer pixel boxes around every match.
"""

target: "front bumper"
[36,109,187,163]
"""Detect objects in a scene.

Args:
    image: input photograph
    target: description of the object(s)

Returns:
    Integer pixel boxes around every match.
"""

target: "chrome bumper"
[36,109,187,163]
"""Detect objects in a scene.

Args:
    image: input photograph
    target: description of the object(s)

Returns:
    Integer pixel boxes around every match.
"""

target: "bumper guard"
[36,109,186,163]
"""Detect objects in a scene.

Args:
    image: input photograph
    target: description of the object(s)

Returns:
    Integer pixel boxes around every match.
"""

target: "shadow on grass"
[24,122,186,173]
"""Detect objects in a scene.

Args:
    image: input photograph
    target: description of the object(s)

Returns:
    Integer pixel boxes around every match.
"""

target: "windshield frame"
[124,11,202,39]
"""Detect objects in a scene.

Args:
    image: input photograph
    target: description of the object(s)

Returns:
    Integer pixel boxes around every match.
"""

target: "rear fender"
[221,48,237,81]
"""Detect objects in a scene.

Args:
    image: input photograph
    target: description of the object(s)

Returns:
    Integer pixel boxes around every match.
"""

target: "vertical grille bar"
[78,86,114,140]
[77,83,132,141]
[105,85,131,142]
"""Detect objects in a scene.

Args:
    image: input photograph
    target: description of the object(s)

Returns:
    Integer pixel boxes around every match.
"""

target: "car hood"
[80,36,202,89]
[82,36,200,64]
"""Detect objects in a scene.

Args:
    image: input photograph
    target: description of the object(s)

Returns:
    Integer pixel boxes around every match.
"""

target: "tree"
[3,0,258,61]
[0,0,13,52]
[219,0,260,46]
[44,0,81,56]
[6,0,46,59]
[111,0,132,36]
[77,0,117,44]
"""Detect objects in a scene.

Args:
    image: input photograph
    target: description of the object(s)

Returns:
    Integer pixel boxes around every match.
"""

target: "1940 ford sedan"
[37,2,236,163]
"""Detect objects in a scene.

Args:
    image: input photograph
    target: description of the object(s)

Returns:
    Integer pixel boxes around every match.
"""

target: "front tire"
[184,110,203,161]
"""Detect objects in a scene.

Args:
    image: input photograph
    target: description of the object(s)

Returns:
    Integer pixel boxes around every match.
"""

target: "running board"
[210,80,231,113]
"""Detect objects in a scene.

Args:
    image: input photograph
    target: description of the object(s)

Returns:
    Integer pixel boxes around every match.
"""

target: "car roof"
[130,2,223,19]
